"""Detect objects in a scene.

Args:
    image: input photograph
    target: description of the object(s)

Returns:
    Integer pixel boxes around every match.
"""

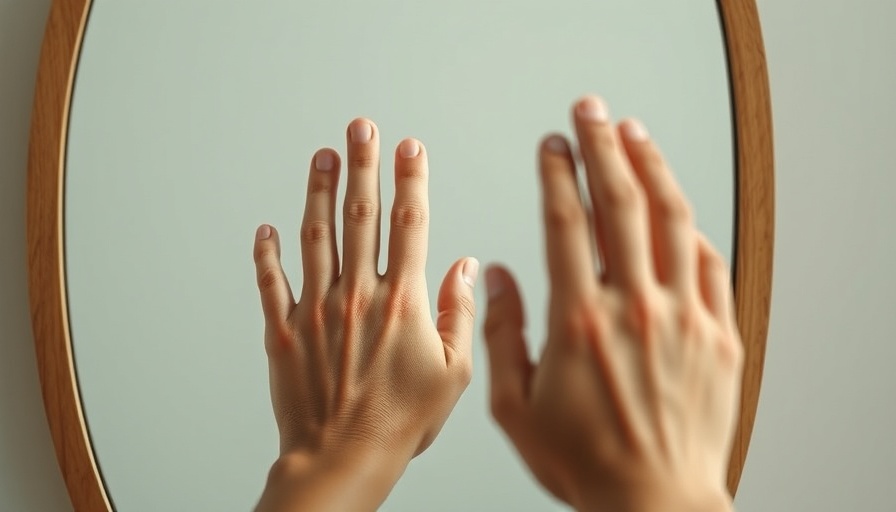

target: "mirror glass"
[65,1,734,510]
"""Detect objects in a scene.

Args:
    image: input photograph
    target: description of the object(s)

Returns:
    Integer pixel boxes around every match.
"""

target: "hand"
[252,119,478,511]
[483,96,743,512]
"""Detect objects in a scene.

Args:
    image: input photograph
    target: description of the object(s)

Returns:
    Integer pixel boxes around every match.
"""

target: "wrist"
[572,478,734,512]
[256,443,412,512]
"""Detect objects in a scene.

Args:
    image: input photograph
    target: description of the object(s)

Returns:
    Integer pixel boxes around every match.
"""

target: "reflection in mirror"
[62,1,734,510]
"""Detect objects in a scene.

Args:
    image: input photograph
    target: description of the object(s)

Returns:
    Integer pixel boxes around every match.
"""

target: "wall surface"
[0,1,73,510]
[1,1,893,511]
[736,2,896,510]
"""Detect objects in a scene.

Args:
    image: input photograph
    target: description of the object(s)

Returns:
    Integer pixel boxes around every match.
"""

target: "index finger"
[538,134,599,300]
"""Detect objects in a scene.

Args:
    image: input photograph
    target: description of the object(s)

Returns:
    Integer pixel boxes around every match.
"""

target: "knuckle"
[553,308,587,341]
[307,179,333,195]
[396,163,427,180]
[626,287,660,344]
[642,147,666,170]
[675,299,705,342]
[544,201,586,230]
[391,202,428,229]
[717,333,745,368]
[345,199,378,226]
[257,268,281,292]
[385,286,416,319]
[600,177,642,211]
[300,221,331,245]
[656,191,694,223]
[301,305,326,336]
[253,245,277,263]
[265,325,296,357]
[454,293,477,321]
[343,288,373,317]
[349,153,377,169]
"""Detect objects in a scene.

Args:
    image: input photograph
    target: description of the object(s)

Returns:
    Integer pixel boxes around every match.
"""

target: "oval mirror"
[27,0,773,510]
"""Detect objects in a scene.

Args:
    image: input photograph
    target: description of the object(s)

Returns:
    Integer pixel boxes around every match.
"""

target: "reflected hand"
[252,119,478,512]
[483,96,742,512]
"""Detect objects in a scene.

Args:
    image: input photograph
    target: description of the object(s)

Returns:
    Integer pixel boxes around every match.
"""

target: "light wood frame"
[26,0,774,509]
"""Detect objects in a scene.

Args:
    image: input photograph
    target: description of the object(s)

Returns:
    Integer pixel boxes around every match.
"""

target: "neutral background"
[1,1,893,511]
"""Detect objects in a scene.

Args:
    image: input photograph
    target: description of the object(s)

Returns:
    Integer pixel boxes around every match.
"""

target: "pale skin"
[252,95,743,512]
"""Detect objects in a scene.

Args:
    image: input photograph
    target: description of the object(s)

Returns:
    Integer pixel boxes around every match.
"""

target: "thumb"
[482,265,532,425]
[436,257,479,373]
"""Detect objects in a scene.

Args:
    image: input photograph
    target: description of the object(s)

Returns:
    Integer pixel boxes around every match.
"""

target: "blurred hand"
[253,119,478,511]
[483,96,743,512]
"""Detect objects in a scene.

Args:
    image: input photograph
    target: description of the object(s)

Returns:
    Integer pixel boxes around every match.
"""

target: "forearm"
[255,446,410,512]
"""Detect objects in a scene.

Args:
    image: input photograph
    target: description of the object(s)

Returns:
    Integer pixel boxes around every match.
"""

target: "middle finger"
[341,118,381,283]
[573,96,653,289]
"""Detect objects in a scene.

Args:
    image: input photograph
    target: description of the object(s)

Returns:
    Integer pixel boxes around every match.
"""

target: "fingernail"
[623,119,649,141]
[315,151,334,171]
[256,224,271,240]
[399,139,420,158]
[350,121,372,143]
[462,258,480,288]
[577,96,609,123]
[485,267,504,299]
[545,135,568,154]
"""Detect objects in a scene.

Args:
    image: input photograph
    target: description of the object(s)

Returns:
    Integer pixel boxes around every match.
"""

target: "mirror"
[28,0,774,510]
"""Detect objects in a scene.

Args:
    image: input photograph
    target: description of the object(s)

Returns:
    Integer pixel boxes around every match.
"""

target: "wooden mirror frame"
[26,0,774,509]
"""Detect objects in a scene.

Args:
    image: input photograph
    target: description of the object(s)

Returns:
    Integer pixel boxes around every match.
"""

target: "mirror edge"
[25,1,773,509]
[717,0,775,494]
[25,0,109,510]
